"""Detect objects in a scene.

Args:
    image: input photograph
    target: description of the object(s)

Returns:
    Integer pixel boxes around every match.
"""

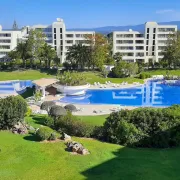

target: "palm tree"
[41,43,56,68]
[16,41,30,68]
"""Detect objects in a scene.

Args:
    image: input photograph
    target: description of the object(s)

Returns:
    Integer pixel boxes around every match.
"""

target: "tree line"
[8,29,58,69]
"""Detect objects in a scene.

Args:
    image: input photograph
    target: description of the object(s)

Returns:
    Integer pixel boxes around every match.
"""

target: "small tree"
[0,96,27,130]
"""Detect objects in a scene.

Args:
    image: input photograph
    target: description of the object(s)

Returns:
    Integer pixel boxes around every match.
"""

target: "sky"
[1,0,180,29]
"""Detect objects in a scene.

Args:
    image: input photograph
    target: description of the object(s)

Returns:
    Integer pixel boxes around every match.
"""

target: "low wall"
[56,84,90,96]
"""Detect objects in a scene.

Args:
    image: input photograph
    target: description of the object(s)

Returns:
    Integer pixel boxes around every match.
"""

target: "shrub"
[54,111,94,137]
[49,105,67,118]
[103,106,180,148]
[40,101,56,113]
[0,96,27,130]
[64,104,77,112]
[111,61,138,78]
[25,107,32,117]
[139,72,151,79]
[49,132,58,141]
[44,116,54,127]
[36,126,54,141]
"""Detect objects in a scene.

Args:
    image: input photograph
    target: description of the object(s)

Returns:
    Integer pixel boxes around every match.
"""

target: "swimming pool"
[0,80,33,94]
[59,80,180,107]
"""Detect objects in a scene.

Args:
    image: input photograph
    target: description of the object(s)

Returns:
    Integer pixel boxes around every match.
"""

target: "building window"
[0,45,10,49]
[146,52,148,56]
[153,34,156,39]
[61,40,63,45]
[153,40,155,45]
[60,34,62,39]
[60,28,62,33]
[54,34,56,39]
[60,46,63,51]
[146,46,148,51]
[152,52,155,56]
[66,34,74,38]
[54,46,56,50]
[152,46,155,51]
[0,33,11,37]
[146,40,149,45]
[147,34,149,39]
[153,28,156,33]
[54,28,56,33]
[0,40,11,43]
[147,28,149,33]
[54,40,56,45]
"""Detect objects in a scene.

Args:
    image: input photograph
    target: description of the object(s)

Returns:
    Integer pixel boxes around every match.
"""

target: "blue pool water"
[0,80,33,94]
[60,80,180,107]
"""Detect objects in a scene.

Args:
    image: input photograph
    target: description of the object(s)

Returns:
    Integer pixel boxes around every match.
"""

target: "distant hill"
[68,21,180,34]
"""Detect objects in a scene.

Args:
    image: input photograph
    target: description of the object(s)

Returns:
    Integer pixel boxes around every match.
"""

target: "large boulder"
[64,104,77,112]
[66,141,90,155]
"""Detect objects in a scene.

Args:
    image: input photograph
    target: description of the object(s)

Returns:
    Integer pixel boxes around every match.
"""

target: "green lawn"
[1,129,180,180]
[83,71,144,84]
[0,70,144,84]
[145,69,180,76]
[25,114,107,127]
[0,70,53,81]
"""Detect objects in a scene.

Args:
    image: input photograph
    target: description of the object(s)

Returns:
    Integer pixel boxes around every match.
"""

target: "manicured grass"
[145,69,180,76]
[83,71,144,84]
[78,115,108,126]
[0,70,144,84]
[1,130,180,180]
[25,114,107,127]
[0,70,53,81]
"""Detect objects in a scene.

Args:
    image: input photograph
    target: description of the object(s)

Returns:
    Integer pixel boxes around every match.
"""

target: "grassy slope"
[1,130,180,180]
[26,114,107,127]
[0,70,53,81]
[146,69,180,76]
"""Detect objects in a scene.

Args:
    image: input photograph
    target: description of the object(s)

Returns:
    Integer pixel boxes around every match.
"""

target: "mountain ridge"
[67,21,180,34]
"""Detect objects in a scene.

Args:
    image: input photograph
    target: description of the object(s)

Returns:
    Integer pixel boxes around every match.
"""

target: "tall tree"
[113,52,123,63]
[162,31,180,69]
[26,29,46,68]
[41,43,56,68]
[86,33,109,70]
[66,44,91,69]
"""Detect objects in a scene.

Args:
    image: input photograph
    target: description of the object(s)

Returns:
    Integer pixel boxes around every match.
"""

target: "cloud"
[156,9,174,14]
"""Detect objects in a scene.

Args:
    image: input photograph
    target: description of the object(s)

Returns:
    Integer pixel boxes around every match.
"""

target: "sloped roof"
[33,78,58,88]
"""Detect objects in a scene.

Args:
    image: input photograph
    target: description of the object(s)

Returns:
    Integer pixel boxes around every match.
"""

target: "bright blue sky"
[1,0,180,29]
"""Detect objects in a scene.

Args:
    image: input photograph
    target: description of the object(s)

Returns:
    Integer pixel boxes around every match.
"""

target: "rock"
[82,148,90,155]
[62,133,72,142]
[66,141,90,155]
[28,126,35,131]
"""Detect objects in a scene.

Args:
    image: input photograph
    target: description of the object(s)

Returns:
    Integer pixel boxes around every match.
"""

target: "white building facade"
[0,25,23,62]
[111,22,177,63]
[0,18,95,63]
[0,20,178,63]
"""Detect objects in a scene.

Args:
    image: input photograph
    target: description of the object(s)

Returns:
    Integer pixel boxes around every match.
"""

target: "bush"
[40,101,56,113]
[111,61,138,78]
[64,104,77,112]
[25,107,32,117]
[54,111,94,137]
[36,126,54,141]
[49,105,67,118]
[103,106,180,148]
[0,96,27,130]
[139,72,151,79]
[44,116,54,127]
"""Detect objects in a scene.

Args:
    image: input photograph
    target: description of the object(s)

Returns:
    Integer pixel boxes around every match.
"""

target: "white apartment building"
[111,22,177,63]
[0,20,178,63]
[0,25,23,62]
[0,18,95,63]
